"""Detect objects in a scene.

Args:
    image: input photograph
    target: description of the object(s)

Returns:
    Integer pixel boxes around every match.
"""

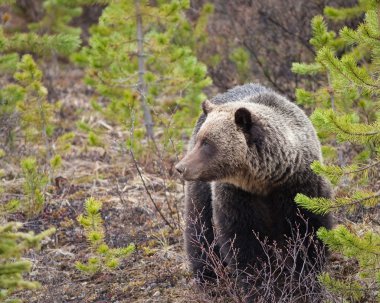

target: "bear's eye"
[199,138,216,155]
[201,138,209,146]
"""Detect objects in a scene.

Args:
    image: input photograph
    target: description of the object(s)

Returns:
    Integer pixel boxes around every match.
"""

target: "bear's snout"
[175,144,216,181]
[175,157,201,181]
[175,163,185,175]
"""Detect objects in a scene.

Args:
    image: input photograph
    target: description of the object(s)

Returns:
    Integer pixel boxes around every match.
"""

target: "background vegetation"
[0,0,378,302]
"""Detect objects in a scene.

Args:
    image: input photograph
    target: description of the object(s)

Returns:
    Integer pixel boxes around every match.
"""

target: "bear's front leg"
[184,180,220,283]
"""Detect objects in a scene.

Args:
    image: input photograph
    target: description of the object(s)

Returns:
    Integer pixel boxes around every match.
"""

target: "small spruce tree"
[76,197,135,274]
[10,55,64,216]
[292,1,380,301]
[14,55,54,159]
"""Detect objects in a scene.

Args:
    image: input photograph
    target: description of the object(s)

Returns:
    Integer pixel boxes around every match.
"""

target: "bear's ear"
[235,107,252,132]
[202,99,215,115]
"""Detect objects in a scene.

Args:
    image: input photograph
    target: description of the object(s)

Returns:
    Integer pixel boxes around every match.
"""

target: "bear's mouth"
[175,140,215,181]
[175,159,218,182]
[175,164,203,181]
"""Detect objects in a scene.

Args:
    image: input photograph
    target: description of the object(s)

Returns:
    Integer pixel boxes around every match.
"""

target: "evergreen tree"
[73,0,211,142]
[2,54,69,217]
[0,1,81,73]
[76,197,135,274]
[293,1,380,301]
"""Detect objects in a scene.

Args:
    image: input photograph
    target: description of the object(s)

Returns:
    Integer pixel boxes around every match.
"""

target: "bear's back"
[213,84,310,129]
[211,83,270,105]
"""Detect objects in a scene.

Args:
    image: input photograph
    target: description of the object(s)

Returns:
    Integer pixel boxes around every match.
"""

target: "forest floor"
[1,65,207,303]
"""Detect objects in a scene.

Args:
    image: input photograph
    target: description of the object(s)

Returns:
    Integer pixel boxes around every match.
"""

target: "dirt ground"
[1,65,209,303]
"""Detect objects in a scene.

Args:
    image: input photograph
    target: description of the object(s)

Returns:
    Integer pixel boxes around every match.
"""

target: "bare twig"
[186,210,333,302]
[128,110,173,230]
[129,147,174,230]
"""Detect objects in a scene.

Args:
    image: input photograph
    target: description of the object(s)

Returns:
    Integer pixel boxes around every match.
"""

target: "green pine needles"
[0,222,55,303]
[311,109,380,145]
[296,190,380,215]
[76,198,135,274]
[317,225,380,301]
[1,31,80,58]
[293,1,380,301]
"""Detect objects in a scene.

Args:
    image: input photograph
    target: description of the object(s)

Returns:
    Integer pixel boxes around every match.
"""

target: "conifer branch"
[295,191,380,215]
[348,159,380,173]
[331,118,380,138]
[329,191,380,211]
[317,47,353,84]
[4,33,80,56]
[0,222,55,301]
[342,57,379,90]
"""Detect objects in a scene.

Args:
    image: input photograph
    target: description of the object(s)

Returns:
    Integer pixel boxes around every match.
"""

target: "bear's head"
[175,99,270,188]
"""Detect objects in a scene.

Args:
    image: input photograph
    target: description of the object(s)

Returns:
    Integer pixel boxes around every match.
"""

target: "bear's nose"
[175,163,185,174]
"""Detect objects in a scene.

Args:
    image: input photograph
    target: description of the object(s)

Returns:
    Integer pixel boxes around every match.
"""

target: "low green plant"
[76,197,135,274]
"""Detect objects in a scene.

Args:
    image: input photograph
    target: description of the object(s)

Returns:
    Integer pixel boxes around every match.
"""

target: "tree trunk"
[135,0,154,140]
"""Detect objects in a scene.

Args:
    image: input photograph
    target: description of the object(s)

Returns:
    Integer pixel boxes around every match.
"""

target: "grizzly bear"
[175,84,332,295]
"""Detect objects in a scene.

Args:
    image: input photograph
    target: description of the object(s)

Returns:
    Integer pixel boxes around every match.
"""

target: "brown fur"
[176,84,333,295]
